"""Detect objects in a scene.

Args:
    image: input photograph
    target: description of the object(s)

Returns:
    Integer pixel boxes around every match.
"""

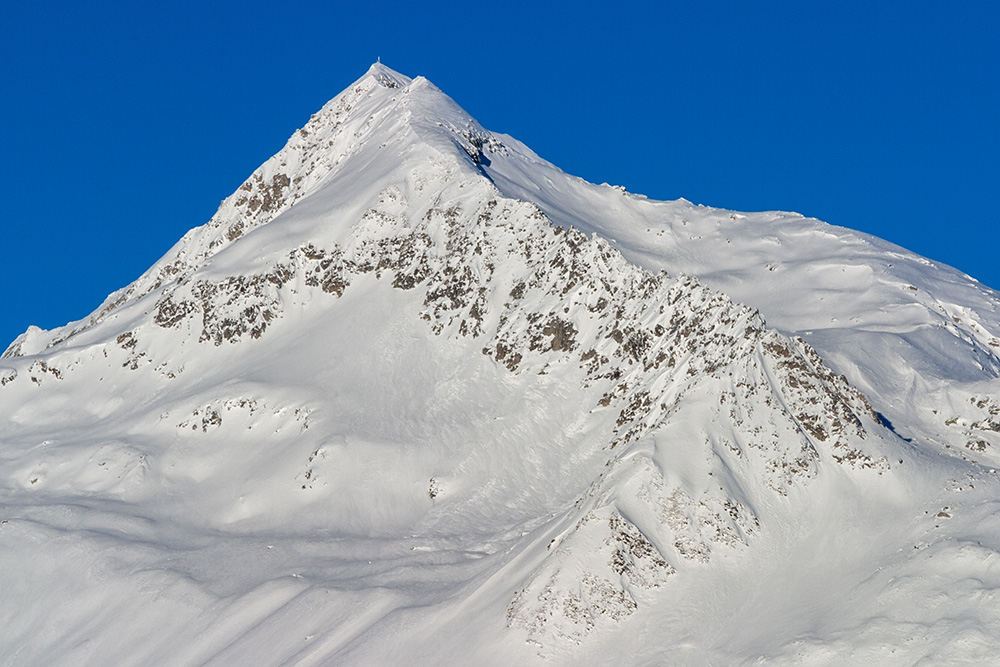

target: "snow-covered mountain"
[3,63,1000,666]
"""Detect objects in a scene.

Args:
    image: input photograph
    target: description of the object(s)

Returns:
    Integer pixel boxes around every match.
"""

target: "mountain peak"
[364,61,411,89]
[5,61,1000,666]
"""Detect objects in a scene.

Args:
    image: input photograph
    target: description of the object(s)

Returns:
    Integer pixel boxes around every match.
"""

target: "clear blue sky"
[3,1,998,349]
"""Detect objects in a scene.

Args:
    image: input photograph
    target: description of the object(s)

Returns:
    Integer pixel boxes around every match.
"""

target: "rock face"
[2,64,1000,666]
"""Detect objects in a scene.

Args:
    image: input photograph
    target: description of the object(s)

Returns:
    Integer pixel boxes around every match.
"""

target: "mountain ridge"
[8,63,999,471]
[2,63,1000,666]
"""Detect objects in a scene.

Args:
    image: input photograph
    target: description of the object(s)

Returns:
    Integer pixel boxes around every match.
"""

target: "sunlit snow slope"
[3,64,1000,666]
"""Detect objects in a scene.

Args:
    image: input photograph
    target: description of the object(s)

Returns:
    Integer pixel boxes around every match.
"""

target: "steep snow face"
[2,64,1000,666]
[3,64,416,356]
[476,132,1000,465]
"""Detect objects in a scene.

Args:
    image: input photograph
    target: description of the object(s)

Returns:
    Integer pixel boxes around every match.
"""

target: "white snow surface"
[3,63,1000,666]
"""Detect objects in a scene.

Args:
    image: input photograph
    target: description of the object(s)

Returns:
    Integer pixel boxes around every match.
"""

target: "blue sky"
[2,1,998,349]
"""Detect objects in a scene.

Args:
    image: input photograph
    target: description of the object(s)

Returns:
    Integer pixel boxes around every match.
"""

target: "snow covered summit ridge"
[365,61,412,88]
[4,62,1000,463]
[5,61,1000,468]
[3,62,1000,666]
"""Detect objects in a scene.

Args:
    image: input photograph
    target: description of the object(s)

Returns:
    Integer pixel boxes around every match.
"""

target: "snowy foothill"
[2,63,1000,665]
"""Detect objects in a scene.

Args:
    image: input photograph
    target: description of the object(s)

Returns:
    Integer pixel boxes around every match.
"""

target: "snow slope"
[3,63,1000,666]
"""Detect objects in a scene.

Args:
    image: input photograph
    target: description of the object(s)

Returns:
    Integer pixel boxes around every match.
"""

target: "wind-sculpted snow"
[3,63,1000,666]
[6,170,889,649]
[136,175,887,495]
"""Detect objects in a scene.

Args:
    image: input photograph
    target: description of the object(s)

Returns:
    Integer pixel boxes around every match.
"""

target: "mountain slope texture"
[4,64,1000,666]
